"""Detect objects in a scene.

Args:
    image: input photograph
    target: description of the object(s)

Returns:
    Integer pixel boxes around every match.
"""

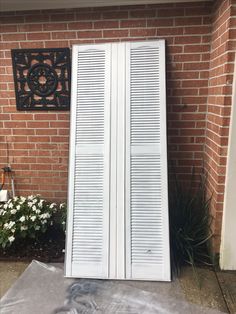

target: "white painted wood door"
[65,40,170,281]
[65,44,111,278]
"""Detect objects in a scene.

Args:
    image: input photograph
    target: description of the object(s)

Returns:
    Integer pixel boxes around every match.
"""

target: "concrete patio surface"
[0,261,28,298]
[0,261,235,313]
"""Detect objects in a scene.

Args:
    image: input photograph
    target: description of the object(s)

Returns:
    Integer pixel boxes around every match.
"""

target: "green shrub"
[0,195,66,249]
[169,170,213,274]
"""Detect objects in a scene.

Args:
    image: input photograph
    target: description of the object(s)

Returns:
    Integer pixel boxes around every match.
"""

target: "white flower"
[13,196,18,201]
[30,216,36,222]
[0,209,6,216]
[8,221,15,229]
[20,226,28,231]
[11,228,16,233]
[16,205,20,211]
[42,220,47,224]
[32,205,37,212]
[28,195,34,200]
[8,203,13,209]
[32,199,37,204]
[4,222,16,230]
[10,209,17,214]
[40,213,50,219]
[4,203,8,209]
[20,196,26,202]
[35,209,41,214]
[8,236,15,243]
[19,216,26,222]
[28,202,33,208]
[38,200,44,208]
[60,203,65,209]
[49,203,56,209]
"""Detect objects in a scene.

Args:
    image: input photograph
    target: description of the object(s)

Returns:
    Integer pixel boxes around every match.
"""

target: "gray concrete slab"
[0,261,229,313]
[0,261,29,298]
[216,271,236,313]
[179,266,228,313]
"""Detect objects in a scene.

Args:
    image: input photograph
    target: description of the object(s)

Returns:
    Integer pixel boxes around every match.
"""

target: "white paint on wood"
[220,52,236,271]
[66,40,170,281]
[125,40,170,281]
[65,44,111,278]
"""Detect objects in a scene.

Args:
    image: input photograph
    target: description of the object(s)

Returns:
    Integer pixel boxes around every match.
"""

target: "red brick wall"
[0,2,212,202]
[2,1,233,253]
[205,0,236,252]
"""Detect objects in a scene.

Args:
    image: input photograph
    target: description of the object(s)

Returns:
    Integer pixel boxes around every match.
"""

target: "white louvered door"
[66,44,111,278]
[66,40,170,281]
[126,41,170,281]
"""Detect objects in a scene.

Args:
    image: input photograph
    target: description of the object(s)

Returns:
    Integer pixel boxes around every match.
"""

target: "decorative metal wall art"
[11,48,71,111]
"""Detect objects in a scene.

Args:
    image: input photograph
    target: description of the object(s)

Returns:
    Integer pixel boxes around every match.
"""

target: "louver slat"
[126,41,170,281]
[66,45,110,278]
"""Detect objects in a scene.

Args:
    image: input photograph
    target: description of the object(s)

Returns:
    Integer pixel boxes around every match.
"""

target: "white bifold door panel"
[66,40,171,281]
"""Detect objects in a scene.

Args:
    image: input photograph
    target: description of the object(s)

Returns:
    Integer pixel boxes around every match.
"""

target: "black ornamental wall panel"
[11,48,71,111]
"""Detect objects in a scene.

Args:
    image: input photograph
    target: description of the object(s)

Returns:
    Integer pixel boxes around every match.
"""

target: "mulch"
[0,229,65,263]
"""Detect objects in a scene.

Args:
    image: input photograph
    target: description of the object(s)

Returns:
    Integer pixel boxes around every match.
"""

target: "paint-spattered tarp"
[0,260,222,314]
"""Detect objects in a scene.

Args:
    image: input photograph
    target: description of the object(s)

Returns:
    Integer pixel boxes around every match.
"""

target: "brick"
[34,114,57,120]
[103,29,129,38]
[11,114,34,120]
[44,40,69,48]
[184,45,210,53]
[173,54,201,62]
[76,12,102,20]
[51,31,76,39]
[27,32,51,40]
[103,11,128,19]
[120,20,146,28]
[94,21,119,29]
[20,42,44,49]
[25,15,50,23]
[68,22,92,30]
[147,19,173,27]
[175,17,202,26]
[27,122,49,128]
[0,25,18,33]
[130,9,156,18]
[78,30,102,38]
[158,8,184,17]
[130,28,156,37]
[18,24,43,32]
[184,26,211,34]
[43,23,68,31]
[50,13,75,22]
[1,16,24,24]
[157,27,183,36]
[174,36,201,45]
[185,7,211,16]
[2,33,26,41]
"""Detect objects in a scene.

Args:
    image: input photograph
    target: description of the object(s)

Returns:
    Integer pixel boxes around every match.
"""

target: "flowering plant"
[0,195,66,249]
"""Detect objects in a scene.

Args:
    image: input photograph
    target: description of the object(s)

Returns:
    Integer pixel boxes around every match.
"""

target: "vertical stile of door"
[126,40,170,281]
[116,43,126,279]
[65,44,111,278]
[109,43,118,279]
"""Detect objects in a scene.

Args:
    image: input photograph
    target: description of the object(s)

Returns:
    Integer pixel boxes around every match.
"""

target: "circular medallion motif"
[27,63,58,97]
